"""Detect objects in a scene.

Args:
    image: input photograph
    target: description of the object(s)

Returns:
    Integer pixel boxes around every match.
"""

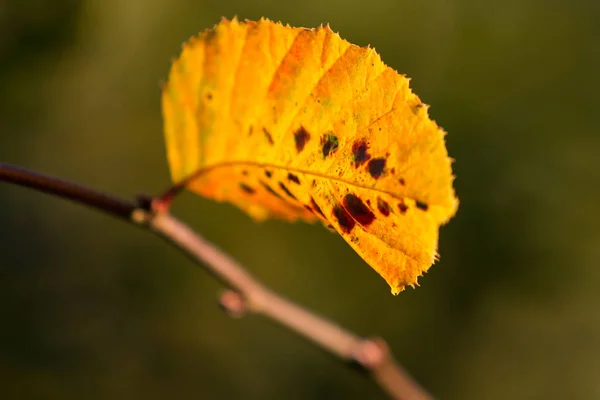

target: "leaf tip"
[390,285,404,296]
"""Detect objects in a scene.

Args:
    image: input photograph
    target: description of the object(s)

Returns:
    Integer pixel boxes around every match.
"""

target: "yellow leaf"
[162,18,458,294]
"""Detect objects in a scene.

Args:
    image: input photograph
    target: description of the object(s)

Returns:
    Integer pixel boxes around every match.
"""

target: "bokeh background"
[1,0,599,399]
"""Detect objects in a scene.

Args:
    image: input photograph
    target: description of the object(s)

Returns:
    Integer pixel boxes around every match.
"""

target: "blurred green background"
[1,0,599,399]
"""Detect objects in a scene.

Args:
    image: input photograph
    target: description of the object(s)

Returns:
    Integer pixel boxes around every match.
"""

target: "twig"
[0,162,136,219]
[0,162,433,400]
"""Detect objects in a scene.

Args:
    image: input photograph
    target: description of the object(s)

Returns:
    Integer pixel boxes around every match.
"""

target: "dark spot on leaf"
[320,133,339,157]
[287,173,301,184]
[377,198,391,216]
[343,194,375,226]
[248,126,253,136]
[352,140,371,167]
[260,181,282,199]
[310,197,325,218]
[304,204,314,214]
[241,170,248,176]
[278,182,297,200]
[368,157,386,178]
[263,128,274,145]
[204,29,217,43]
[326,224,335,231]
[411,102,423,115]
[264,170,272,178]
[294,126,310,153]
[398,201,408,214]
[239,183,255,194]
[206,92,213,100]
[333,205,355,233]
[399,178,405,186]
[416,200,429,211]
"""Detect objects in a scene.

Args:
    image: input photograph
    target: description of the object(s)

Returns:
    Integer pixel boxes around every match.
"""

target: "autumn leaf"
[161,17,458,294]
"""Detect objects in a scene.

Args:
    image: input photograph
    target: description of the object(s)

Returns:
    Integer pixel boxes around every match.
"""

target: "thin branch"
[0,163,137,219]
[0,162,433,400]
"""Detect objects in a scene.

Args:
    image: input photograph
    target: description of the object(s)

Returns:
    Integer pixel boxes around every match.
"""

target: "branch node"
[135,194,154,211]
[152,196,172,214]
[219,290,248,318]
[134,194,172,224]
[137,193,173,215]
[131,209,149,225]
[352,337,389,370]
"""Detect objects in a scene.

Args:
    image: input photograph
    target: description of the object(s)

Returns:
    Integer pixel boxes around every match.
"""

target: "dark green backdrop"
[1,1,599,399]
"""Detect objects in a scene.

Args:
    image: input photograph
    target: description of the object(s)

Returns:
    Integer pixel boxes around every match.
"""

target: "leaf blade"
[162,18,458,293]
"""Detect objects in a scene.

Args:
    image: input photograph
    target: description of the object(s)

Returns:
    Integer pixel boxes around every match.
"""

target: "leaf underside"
[162,18,458,294]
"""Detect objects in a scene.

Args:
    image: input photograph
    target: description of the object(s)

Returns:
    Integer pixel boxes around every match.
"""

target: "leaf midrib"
[182,159,416,202]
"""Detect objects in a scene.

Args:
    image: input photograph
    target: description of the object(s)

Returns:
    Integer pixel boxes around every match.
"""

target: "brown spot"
[263,128,274,145]
[368,158,386,179]
[352,140,371,166]
[343,194,375,226]
[248,126,253,136]
[310,197,326,218]
[264,170,273,178]
[204,28,217,43]
[294,126,310,153]
[411,102,423,115]
[415,200,429,211]
[377,198,391,216]
[399,178,406,186]
[239,183,255,194]
[287,173,301,184]
[304,204,314,214]
[260,181,282,199]
[241,170,248,176]
[398,200,408,214]
[320,133,339,157]
[391,168,396,174]
[333,205,355,233]
[278,182,297,200]
[206,92,213,100]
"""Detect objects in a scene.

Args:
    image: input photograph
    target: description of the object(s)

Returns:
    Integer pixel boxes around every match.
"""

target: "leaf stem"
[0,162,433,400]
